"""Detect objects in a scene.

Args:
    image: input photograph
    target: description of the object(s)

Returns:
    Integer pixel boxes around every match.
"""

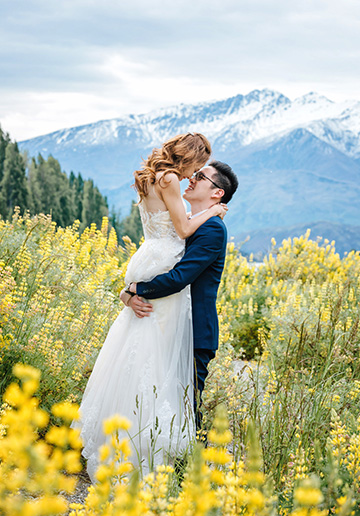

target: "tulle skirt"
[72,238,194,482]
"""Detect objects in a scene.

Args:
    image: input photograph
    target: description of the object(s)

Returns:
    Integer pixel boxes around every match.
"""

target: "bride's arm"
[158,173,226,239]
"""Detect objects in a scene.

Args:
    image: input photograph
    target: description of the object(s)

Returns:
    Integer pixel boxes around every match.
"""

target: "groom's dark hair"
[209,160,238,204]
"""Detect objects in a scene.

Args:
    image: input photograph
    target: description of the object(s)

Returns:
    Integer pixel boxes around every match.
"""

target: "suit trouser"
[194,348,216,430]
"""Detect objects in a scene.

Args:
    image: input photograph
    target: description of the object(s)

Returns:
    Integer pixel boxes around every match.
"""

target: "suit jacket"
[136,216,227,350]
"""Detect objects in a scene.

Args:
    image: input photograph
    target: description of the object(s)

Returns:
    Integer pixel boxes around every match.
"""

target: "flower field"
[0,209,136,414]
[1,211,360,514]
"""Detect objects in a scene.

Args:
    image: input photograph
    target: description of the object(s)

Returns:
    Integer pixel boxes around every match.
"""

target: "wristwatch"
[125,282,136,296]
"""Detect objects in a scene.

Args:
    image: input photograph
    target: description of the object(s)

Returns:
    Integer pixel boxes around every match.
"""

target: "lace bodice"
[139,203,181,241]
[124,203,185,284]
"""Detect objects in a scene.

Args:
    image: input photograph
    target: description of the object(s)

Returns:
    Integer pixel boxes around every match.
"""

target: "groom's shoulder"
[202,216,226,232]
[192,216,227,240]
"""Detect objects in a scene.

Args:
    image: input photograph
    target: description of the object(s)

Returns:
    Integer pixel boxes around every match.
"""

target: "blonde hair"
[133,133,211,200]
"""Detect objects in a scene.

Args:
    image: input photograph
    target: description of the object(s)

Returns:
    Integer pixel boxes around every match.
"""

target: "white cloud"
[0,91,131,140]
[1,0,360,140]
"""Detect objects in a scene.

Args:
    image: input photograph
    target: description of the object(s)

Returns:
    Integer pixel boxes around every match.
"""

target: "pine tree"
[27,153,48,215]
[69,171,75,187]
[47,156,74,226]
[93,185,108,227]
[27,154,74,226]
[0,126,11,183]
[0,142,28,219]
[28,157,42,214]
[81,180,95,230]
[119,201,143,245]
[69,172,84,221]
[109,206,122,238]
[81,180,108,230]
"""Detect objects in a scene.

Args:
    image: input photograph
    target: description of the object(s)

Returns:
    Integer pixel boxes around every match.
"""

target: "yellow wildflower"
[103,414,132,434]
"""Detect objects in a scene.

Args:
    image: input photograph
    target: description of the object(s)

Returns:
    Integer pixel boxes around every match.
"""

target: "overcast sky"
[1,0,360,141]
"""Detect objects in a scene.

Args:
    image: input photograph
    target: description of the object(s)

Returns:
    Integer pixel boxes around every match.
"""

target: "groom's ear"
[211,189,225,201]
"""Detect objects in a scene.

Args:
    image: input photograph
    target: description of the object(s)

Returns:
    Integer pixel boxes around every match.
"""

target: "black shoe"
[174,457,186,485]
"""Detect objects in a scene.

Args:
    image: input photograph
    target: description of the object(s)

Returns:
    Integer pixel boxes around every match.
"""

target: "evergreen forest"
[0,126,143,243]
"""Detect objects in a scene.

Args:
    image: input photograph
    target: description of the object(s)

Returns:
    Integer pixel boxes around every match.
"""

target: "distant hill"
[19,89,360,255]
[238,221,360,258]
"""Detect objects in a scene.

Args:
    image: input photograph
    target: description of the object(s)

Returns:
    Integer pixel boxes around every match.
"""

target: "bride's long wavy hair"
[134,133,211,200]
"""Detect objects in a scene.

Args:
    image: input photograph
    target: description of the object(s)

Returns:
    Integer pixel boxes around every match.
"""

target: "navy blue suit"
[137,216,227,422]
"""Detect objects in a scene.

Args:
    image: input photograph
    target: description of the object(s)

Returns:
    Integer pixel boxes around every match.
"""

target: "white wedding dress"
[73,203,194,482]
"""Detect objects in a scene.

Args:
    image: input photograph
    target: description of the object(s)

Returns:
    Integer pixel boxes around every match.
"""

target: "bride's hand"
[210,203,228,220]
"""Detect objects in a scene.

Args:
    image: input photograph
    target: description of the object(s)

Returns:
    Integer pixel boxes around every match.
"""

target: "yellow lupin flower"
[13,363,41,382]
[95,464,112,483]
[207,429,233,445]
[203,447,233,465]
[99,443,111,462]
[52,401,80,422]
[103,414,132,435]
[45,426,69,448]
[294,484,324,507]
[246,488,265,509]
[3,383,27,407]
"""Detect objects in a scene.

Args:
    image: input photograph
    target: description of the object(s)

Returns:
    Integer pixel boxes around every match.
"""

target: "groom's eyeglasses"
[193,171,222,189]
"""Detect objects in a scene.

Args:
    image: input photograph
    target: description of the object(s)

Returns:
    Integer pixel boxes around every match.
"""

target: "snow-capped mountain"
[19,89,360,254]
[20,89,360,163]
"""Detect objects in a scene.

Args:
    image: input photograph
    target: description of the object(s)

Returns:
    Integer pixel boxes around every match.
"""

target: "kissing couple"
[72,133,238,481]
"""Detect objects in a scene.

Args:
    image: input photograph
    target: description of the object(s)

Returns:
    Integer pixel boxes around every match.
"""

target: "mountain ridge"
[239,221,360,258]
[18,88,360,254]
[20,89,360,157]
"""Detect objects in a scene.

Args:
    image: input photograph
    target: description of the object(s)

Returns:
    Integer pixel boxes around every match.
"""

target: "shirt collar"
[189,208,209,219]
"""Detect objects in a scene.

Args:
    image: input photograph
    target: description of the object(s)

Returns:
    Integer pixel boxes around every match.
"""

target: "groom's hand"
[129,295,153,318]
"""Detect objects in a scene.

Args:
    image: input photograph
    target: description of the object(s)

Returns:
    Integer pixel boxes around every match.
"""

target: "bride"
[73,133,225,481]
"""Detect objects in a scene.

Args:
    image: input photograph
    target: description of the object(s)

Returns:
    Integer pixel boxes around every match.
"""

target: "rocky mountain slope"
[19,89,360,254]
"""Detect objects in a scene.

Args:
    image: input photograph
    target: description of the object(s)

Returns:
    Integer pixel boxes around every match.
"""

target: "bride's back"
[126,173,184,283]
[140,174,168,213]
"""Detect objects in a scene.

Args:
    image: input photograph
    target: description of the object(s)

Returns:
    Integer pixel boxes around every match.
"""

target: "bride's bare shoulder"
[155,171,179,180]
[156,172,180,187]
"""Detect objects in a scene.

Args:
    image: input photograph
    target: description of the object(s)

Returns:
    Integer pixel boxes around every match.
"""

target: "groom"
[123,160,238,422]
